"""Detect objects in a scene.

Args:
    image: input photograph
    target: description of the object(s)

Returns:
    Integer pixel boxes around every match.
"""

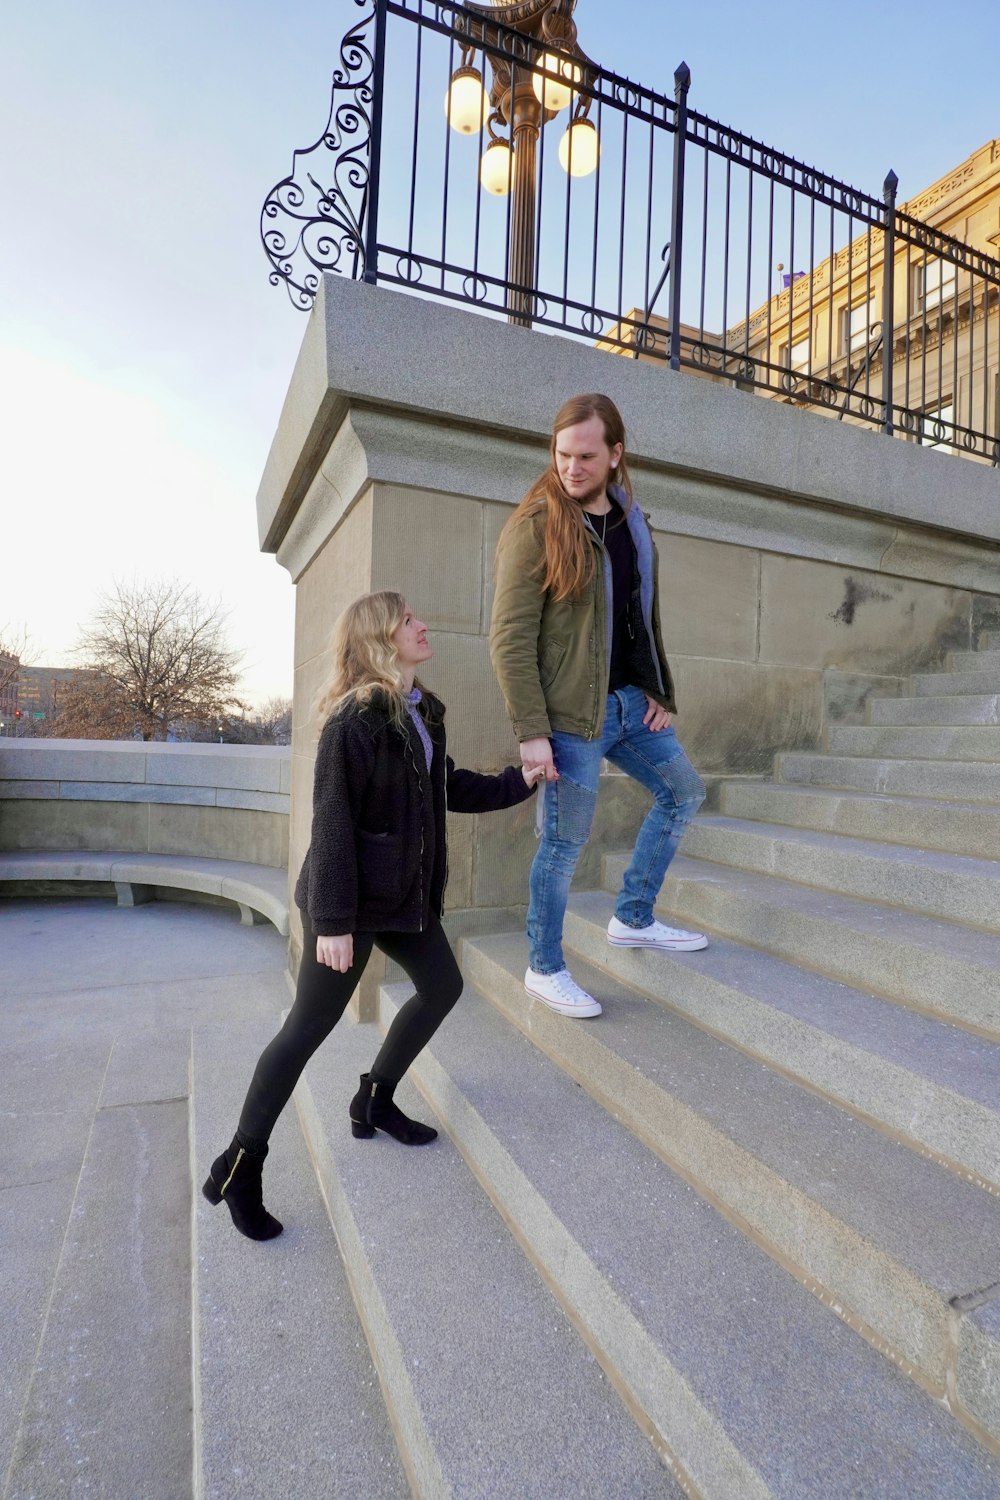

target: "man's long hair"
[497,393,634,602]
[316,590,427,730]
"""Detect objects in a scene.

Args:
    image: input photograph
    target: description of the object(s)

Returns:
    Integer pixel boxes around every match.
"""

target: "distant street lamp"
[445,0,597,326]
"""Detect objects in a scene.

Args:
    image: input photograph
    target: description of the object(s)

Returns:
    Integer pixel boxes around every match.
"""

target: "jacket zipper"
[403,728,427,930]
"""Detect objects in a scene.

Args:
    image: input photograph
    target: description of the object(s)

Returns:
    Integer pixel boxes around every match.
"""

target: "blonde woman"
[490,393,707,1021]
[203,591,540,1240]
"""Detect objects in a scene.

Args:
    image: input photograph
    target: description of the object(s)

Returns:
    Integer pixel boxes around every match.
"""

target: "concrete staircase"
[226,632,1000,1497]
[15,624,998,1500]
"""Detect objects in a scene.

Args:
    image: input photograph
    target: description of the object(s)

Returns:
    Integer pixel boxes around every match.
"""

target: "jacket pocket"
[539,637,568,691]
[357,830,404,903]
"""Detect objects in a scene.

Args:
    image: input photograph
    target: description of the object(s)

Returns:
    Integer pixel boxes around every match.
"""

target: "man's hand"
[520,736,558,782]
[642,694,672,733]
[317,934,354,972]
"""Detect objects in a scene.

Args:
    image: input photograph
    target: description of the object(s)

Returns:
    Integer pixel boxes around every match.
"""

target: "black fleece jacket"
[294,690,534,936]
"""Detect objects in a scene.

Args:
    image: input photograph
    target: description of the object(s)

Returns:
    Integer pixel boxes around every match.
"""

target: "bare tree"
[0,624,31,735]
[64,580,245,741]
[221,696,293,746]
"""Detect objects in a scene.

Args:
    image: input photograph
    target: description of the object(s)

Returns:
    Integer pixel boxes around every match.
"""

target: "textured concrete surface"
[460,934,1000,1394]
[192,1023,408,1500]
[608,851,1000,1037]
[0,898,305,1499]
[914,669,1000,696]
[562,888,1000,1192]
[720,780,1000,861]
[0,851,289,934]
[828,724,1000,762]
[960,1298,1000,1442]
[0,742,291,867]
[869,693,1000,725]
[6,1102,193,1500]
[682,816,1000,932]
[0,740,288,793]
[950,650,1000,673]
[382,969,1000,1496]
[296,1012,678,1500]
[776,750,1000,803]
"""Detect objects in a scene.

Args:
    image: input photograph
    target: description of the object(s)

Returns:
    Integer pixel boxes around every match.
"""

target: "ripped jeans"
[527,685,705,975]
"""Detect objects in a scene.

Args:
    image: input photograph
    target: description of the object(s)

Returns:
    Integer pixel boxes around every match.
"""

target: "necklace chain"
[587,505,610,546]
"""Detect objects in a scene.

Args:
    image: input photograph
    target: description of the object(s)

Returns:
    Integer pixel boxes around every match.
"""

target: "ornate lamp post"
[444,0,597,327]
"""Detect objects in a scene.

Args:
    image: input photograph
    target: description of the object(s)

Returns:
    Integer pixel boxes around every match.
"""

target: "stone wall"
[0,741,290,869]
[258,275,1000,999]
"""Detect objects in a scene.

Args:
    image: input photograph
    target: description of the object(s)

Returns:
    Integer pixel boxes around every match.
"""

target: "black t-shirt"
[585,498,635,692]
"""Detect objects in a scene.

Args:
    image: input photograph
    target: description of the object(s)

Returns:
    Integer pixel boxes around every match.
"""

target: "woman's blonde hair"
[315,590,423,729]
[497,393,633,602]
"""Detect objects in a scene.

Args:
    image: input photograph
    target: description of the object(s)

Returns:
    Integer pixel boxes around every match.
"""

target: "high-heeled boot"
[202,1135,283,1240]
[349,1073,437,1145]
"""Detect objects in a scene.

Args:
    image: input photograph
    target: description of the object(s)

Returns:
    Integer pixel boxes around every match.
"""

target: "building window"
[919,401,955,452]
[918,259,957,313]
[780,334,812,372]
[842,297,878,355]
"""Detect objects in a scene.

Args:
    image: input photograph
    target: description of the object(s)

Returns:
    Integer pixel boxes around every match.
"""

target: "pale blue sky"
[3,0,996,701]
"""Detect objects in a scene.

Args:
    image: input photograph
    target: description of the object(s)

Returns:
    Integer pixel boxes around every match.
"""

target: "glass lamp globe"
[444,66,490,135]
[480,139,513,196]
[531,52,581,112]
[558,118,599,177]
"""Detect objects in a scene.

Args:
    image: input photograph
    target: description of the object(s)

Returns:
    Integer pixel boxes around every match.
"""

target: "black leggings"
[237,914,463,1144]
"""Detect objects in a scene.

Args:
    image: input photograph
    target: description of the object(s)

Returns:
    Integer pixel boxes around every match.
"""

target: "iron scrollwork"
[260,0,376,309]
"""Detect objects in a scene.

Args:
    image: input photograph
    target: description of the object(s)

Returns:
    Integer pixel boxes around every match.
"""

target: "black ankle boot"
[202,1135,283,1240]
[348,1073,437,1145]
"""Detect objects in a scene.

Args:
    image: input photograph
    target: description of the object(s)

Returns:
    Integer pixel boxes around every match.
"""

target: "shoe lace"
[552,970,591,1004]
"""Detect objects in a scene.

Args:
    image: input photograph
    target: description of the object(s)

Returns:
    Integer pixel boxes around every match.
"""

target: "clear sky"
[3,0,997,703]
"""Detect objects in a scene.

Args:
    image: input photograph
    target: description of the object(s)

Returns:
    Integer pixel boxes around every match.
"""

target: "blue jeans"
[527,686,705,974]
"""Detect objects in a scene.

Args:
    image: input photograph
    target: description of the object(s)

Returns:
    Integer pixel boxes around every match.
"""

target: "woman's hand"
[317,934,354,972]
[642,694,673,733]
[520,736,559,782]
[521,762,547,788]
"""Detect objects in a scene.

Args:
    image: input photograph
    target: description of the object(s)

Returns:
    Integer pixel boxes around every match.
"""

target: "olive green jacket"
[489,487,677,742]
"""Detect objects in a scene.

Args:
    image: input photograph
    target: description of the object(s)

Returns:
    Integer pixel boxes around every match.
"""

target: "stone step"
[776,750,1000,804]
[912,669,1000,696]
[869,693,1000,726]
[446,943,1000,1471]
[720,780,1000,860]
[294,1010,678,1500]
[561,888,1000,1193]
[603,851,1000,1038]
[827,724,1000,761]
[4,1069,194,1498]
[949,650,1000,672]
[682,815,1000,933]
[192,1022,409,1500]
[981,632,1000,650]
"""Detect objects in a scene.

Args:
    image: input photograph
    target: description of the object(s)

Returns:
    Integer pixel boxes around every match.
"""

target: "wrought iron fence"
[261,0,1000,465]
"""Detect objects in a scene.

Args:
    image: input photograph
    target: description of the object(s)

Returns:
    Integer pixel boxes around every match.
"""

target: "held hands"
[520,736,558,783]
[642,694,673,733]
[317,934,354,972]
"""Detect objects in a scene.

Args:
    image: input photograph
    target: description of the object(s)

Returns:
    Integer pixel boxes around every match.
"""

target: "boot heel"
[202,1175,223,1205]
[351,1120,375,1139]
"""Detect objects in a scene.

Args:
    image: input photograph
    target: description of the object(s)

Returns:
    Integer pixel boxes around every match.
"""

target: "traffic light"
[14,708,21,719]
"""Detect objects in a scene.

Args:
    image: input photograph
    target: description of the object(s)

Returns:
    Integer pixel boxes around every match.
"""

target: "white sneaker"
[524,967,602,1018]
[607,915,708,952]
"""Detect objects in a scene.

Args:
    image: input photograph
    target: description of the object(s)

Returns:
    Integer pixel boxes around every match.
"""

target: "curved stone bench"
[0,851,290,936]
